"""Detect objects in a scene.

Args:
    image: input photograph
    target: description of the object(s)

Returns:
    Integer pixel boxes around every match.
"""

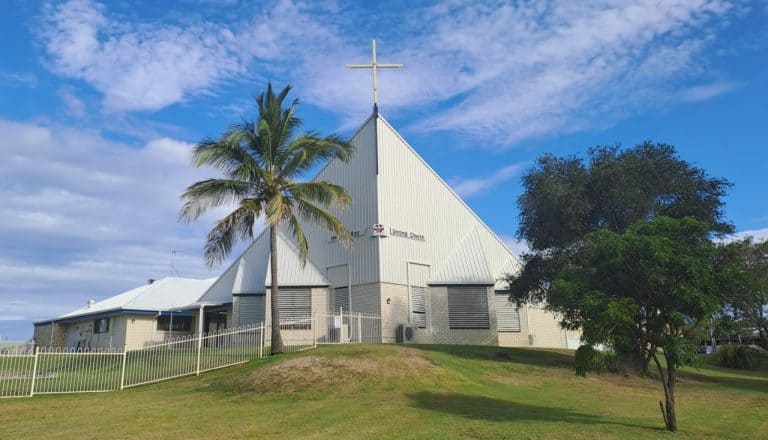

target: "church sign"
[371,224,425,241]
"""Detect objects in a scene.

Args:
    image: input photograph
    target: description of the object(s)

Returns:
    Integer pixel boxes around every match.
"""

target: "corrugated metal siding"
[447,286,490,329]
[495,293,521,332]
[199,260,240,304]
[267,231,329,287]
[350,283,381,315]
[230,230,328,295]
[233,235,269,294]
[237,295,266,325]
[300,116,380,286]
[430,228,494,284]
[376,115,520,287]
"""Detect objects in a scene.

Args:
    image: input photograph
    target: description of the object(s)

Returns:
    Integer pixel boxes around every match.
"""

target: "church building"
[193,111,579,349]
[34,42,579,350]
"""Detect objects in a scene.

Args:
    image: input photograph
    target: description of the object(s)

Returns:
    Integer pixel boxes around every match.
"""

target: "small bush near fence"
[714,345,766,370]
[575,345,620,376]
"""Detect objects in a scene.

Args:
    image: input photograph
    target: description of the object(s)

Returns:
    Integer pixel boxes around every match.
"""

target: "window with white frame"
[93,317,110,334]
[447,286,490,329]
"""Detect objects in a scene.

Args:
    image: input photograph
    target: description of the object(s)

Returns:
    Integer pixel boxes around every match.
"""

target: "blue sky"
[1,0,767,341]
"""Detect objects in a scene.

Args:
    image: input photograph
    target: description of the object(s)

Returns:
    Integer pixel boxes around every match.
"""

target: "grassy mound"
[234,347,439,394]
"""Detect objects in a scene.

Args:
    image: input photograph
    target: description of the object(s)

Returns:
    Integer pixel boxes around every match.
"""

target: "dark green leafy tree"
[180,83,354,354]
[508,143,733,371]
[553,217,736,432]
[721,238,768,349]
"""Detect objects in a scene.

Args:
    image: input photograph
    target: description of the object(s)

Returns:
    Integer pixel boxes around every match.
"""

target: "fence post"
[339,306,343,344]
[358,313,362,343]
[29,347,39,397]
[313,313,317,348]
[260,322,266,357]
[119,349,127,390]
[195,331,203,376]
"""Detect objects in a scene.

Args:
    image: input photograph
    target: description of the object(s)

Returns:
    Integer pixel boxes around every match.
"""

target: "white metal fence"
[0,312,381,399]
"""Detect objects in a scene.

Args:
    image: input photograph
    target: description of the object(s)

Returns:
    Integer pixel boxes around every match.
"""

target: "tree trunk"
[269,225,284,355]
[652,352,678,432]
[662,366,678,432]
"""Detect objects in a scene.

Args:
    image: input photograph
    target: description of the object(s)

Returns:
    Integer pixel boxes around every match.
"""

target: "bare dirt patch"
[234,350,439,394]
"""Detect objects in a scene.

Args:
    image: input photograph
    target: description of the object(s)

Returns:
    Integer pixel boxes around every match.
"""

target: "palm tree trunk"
[270,225,284,354]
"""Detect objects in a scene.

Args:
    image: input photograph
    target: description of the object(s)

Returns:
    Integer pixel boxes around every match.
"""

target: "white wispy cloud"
[0,72,38,88]
[41,0,245,112]
[38,0,754,146]
[501,235,530,257]
[450,164,525,198]
[57,86,87,117]
[725,227,768,243]
[0,119,244,323]
[676,81,742,102]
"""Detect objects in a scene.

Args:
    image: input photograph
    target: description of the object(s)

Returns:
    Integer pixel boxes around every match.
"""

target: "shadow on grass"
[410,344,575,369]
[678,368,768,394]
[408,391,662,432]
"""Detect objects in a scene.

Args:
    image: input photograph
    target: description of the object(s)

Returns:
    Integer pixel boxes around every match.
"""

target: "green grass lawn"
[1,344,766,439]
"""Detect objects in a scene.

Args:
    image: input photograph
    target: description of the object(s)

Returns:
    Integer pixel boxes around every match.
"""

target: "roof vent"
[147,278,155,285]
[86,299,95,308]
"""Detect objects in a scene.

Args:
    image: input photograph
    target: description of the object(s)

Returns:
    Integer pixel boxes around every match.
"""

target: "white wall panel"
[299,116,381,286]
[376,116,520,286]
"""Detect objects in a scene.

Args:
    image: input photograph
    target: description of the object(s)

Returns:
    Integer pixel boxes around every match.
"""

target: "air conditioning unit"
[396,323,419,344]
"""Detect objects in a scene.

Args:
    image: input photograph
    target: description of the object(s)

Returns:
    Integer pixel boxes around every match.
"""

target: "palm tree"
[179,83,354,354]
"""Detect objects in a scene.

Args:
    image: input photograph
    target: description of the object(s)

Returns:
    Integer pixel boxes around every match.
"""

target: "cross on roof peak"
[346,39,404,114]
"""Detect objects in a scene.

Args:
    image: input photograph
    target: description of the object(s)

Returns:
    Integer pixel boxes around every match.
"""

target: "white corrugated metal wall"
[299,116,381,286]
[376,115,520,286]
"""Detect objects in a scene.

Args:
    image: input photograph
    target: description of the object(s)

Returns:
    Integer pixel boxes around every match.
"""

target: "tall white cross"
[346,39,403,113]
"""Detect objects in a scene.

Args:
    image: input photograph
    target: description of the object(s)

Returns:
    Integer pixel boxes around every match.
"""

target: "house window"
[447,286,490,329]
[93,317,110,334]
[495,291,521,332]
[410,285,427,328]
[157,315,193,332]
[279,288,312,329]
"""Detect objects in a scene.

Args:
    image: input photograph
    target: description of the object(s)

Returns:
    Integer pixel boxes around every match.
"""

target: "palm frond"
[179,179,251,222]
[288,181,352,208]
[265,191,292,227]
[295,199,353,246]
[280,133,354,179]
[192,131,266,181]
[286,213,310,265]
[203,205,256,268]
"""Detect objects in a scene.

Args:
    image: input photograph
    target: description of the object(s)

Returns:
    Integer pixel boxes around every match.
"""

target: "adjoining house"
[33,277,218,350]
[32,113,580,350]
[189,112,580,349]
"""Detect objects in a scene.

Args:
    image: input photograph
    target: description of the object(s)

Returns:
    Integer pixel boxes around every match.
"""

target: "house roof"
[35,277,216,324]
[429,227,495,285]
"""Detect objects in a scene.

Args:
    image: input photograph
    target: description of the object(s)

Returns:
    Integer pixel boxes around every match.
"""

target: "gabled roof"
[195,228,328,306]
[36,277,216,324]
[429,227,495,285]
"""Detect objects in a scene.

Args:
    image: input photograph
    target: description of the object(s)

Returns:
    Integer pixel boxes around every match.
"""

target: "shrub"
[714,345,765,370]
[575,345,619,376]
